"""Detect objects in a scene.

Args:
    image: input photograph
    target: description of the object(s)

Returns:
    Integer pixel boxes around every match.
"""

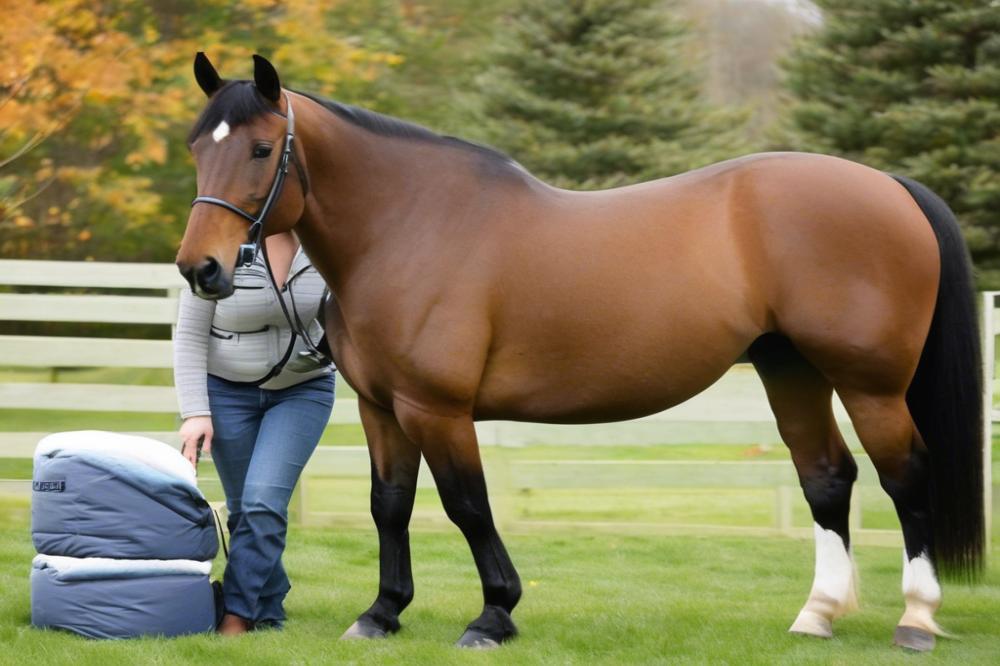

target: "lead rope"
[256,96,328,364]
[259,235,328,363]
[212,507,229,560]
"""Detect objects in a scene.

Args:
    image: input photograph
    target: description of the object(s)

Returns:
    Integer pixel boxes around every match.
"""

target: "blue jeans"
[207,372,335,624]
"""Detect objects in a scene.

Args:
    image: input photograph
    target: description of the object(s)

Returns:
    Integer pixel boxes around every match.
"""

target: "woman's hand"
[180,416,213,471]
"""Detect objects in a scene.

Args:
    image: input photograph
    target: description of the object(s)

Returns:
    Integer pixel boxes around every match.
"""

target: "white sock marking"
[902,550,941,605]
[811,523,854,606]
[789,523,858,635]
[898,549,945,635]
[212,120,230,143]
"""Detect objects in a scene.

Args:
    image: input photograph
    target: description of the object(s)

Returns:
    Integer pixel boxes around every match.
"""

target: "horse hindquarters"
[836,176,983,651]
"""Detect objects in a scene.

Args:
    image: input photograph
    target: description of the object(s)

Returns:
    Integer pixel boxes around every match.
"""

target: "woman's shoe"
[218,613,252,635]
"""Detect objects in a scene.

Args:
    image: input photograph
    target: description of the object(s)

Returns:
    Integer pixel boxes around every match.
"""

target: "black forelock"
[187,81,273,145]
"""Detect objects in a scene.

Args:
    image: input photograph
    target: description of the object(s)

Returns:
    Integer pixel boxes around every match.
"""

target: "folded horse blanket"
[31,555,216,639]
[32,431,218,561]
[30,431,220,638]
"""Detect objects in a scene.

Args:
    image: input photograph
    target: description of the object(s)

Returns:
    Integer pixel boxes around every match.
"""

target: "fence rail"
[0,260,996,541]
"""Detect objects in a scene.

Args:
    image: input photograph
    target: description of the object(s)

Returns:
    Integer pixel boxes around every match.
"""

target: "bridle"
[190,93,328,364]
[191,93,301,268]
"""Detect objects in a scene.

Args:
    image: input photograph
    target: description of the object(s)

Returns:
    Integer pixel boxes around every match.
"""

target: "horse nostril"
[195,257,222,293]
[201,257,221,280]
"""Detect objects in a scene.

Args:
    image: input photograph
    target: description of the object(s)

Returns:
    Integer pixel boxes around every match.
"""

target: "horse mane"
[187,81,523,175]
[297,91,523,173]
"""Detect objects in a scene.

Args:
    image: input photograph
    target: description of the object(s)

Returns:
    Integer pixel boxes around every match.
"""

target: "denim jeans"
[207,372,335,624]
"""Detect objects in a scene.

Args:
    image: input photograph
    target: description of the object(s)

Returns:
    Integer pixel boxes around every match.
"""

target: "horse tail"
[892,174,985,580]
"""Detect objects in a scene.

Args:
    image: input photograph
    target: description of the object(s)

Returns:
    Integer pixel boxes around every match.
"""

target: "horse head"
[176,53,307,299]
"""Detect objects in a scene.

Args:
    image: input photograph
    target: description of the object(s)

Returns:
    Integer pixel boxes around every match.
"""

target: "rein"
[190,94,328,364]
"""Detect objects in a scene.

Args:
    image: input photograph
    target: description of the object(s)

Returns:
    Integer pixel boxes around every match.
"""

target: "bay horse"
[176,54,985,651]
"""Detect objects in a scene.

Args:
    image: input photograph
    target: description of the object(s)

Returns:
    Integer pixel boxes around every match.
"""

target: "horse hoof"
[789,610,833,639]
[340,618,387,640]
[894,625,936,652]
[456,628,501,649]
[456,604,517,648]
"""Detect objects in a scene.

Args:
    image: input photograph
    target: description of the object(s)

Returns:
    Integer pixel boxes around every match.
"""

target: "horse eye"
[252,144,272,159]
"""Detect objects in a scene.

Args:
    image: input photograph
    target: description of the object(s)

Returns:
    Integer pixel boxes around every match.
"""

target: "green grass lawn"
[2,368,998,661]
[0,496,997,665]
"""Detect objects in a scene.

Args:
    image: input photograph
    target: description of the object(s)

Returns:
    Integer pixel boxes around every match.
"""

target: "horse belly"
[474,294,758,424]
[473,186,766,424]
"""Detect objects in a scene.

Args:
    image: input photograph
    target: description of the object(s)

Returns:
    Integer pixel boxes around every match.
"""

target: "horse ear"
[252,54,282,103]
[194,52,224,98]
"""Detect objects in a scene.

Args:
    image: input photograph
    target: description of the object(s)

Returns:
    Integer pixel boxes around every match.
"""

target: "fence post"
[981,292,995,543]
[849,489,862,532]
[775,486,793,533]
[487,450,514,531]
[289,478,307,526]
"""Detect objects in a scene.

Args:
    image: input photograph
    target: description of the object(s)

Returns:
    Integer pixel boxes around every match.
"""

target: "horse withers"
[176,53,985,651]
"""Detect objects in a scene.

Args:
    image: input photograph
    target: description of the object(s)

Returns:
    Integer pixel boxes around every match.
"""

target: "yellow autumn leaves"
[0,0,403,260]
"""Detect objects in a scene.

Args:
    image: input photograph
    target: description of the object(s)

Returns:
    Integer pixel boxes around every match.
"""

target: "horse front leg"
[341,397,421,639]
[394,399,522,648]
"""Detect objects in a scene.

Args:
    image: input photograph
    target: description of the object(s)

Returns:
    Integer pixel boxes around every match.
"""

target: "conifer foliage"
[476,0,745,189]
[781,1,1000,284]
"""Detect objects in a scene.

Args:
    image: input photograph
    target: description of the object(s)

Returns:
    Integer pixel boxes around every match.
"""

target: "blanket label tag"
[33,480,65,492]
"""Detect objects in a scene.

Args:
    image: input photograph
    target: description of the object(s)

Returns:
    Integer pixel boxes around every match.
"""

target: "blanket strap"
[212,507,229,560]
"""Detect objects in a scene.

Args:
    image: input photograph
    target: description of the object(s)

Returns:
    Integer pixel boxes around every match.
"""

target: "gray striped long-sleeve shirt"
[173,247,333,419]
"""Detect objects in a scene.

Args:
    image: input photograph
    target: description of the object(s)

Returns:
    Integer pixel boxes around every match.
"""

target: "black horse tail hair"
[892,174,985,581]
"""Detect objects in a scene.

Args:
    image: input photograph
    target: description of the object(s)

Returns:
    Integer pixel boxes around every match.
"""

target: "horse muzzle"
[177,257,233,300]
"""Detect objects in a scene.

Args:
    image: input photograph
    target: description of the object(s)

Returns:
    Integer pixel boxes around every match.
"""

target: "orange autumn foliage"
[0,0,401,261]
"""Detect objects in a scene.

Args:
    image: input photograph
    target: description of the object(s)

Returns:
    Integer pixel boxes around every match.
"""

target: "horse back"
[473,153,939,422]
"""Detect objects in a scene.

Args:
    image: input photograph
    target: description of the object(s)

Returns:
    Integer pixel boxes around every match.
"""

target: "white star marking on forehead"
[212,120,230,143]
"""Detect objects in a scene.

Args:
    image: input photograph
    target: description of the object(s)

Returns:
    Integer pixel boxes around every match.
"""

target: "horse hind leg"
[835,387,943,651]
[748,334,859,639]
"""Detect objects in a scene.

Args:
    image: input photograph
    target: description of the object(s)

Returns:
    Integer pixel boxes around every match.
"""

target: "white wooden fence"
[0,259,995,542]
[0,258,858,450]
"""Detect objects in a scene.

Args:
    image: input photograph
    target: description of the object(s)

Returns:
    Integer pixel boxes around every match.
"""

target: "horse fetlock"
[790,563,859,639]
[898,550,944,637]
[894,555,945,651]
[388,582,415,610]
[789,609,833,639]
[798,524,859,623]
[898,590,946,640]
[341,615,392,641]
[344,603,403,640]
[457,604,517,648]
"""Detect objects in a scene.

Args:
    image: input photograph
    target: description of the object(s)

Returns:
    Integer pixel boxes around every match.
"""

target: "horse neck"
[292,97,508,291]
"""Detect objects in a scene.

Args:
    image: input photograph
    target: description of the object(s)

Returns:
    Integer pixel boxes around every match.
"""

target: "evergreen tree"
[473,0,746,190]
[780,0,1000,285]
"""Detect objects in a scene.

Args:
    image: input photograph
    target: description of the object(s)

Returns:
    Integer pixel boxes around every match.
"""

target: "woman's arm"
[173,289,217,466]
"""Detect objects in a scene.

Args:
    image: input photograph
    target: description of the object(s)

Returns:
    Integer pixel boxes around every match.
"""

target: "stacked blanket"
[30,431,219,638]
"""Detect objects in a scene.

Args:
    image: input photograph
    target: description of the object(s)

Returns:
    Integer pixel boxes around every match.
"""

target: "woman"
[173,231,334,635]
